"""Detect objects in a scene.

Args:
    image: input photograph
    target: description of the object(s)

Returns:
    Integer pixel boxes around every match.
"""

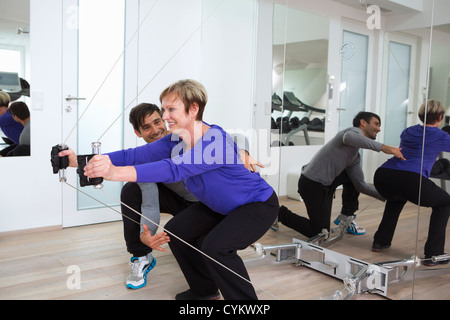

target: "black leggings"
[164,191,279,300]
[279,171,359,238]
[374,167,450,257]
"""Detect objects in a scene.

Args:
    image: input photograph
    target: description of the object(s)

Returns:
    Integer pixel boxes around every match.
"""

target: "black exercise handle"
[51,144,69,174]
[77,154,104,187]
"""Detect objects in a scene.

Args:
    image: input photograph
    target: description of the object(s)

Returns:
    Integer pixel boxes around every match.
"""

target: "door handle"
[65,95,86,101]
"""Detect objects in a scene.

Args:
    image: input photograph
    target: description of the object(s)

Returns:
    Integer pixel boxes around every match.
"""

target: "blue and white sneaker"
[126,254,157,289]
[333,214,366,235]
[270,219,279,231]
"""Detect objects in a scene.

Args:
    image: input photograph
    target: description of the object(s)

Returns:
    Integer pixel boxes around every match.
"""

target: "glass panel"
[267,0,439,301]
[384,41,411,146]
[0,49,22,147]
[412,0,450,300]
[0,16,30,157]
[271,5,328,147]
[77,0,125,210]
[0,49,21,73]
[270,3,287,147]
[200,0,257,133]
[338,31,368,131]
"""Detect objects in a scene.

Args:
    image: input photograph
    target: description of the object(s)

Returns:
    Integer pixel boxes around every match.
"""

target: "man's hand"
[140,224,170,252]
[382,145,405,160]
[239,149,264,172]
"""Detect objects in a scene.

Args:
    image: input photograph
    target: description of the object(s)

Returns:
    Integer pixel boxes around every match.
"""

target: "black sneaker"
[371,242,391,252]
[423,256,450,267]
[175,290,220,300]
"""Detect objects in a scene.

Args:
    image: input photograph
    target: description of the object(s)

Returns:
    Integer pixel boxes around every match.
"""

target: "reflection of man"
[0,92,23,156]
[121,103,259,290]
[7,101,30,156]
[278,112,404,238]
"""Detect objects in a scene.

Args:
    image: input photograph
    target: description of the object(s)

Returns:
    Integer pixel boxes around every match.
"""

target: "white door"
[338,22,372,131]
[61,0,126,227]
[380,33,418,146]
[369,32,418,174]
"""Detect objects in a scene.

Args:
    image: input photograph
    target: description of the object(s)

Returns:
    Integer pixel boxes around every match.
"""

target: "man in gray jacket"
[278,112,404,238]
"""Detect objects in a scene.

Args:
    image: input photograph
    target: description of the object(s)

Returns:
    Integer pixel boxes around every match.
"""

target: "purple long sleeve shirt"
[107,124,274,215]
[0,110,23,144]
[381,124,450,178]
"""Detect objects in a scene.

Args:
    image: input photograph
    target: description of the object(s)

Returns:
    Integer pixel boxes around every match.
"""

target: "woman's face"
[161,93,193,135]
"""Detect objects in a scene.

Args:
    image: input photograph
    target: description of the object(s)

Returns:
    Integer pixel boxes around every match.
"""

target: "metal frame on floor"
[245,216,450,299]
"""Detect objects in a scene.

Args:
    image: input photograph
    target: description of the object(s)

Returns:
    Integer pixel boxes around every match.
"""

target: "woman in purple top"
[372,100,450,265]
[80,79,278,300]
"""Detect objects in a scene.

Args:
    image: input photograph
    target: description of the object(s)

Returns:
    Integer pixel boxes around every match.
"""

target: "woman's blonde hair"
[0,91,11,108]
[418,99,445,125]
[160,79,208,121]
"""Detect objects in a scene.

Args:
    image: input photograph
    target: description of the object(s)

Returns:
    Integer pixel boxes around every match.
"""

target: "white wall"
[123,0,203,148]
[200,0,257,133]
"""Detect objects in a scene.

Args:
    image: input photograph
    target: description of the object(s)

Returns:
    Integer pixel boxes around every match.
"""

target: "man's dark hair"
[352,111,380,127]
[9,101,30,120]
[129,103,161,131]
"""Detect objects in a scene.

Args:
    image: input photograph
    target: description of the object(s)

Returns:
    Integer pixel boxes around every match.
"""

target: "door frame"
[337,19,385,182]
[61,0,123,227]
[379,31,419,137]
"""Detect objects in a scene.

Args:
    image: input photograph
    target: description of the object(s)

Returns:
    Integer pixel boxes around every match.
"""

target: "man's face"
[135,111,168,143]
[360,117,381,140]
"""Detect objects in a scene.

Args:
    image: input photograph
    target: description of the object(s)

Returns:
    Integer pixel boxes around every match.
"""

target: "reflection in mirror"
[0,0,31,157]
[271,4,328,147]
[338,31,369,131]
[264,0,448,300]
[412,1,450,299]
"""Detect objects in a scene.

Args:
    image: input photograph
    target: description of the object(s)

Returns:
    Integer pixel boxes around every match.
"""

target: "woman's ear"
[189,102,199,119]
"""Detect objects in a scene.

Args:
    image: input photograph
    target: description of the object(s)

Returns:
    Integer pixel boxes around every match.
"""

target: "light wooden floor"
[0,191,448,300]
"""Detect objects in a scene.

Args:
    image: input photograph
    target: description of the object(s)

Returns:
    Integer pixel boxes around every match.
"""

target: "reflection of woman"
[372,100,450,266]
[76,80,278,300]
[0,92,24,156]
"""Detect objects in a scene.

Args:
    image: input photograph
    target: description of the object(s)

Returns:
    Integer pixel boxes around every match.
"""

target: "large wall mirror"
[0,0,30,157]
[412,0,450,299]
[271,4,328,147]
[265,0,449,300]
